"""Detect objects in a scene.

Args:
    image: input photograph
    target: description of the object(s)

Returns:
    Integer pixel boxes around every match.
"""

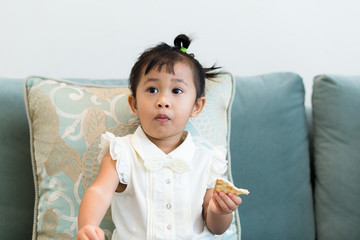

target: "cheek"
[179,100,196,116]
[135,101,151,117]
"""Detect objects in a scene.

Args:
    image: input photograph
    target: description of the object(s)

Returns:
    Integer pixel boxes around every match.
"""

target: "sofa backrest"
[230,72,315,240]
[0,78,35,238]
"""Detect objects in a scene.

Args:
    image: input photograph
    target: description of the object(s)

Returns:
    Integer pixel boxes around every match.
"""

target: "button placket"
[163,168,175,237]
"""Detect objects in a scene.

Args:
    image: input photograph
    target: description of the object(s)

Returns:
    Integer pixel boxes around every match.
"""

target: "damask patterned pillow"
[24,74,238,240]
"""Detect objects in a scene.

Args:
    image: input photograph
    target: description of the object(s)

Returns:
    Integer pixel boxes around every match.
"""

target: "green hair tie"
[180,47,187,53]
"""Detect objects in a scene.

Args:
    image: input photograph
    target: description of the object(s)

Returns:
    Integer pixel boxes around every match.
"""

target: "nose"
[156,95,170,109]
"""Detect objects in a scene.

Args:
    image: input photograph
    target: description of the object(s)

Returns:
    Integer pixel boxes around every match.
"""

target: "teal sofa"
[1,72,359,240]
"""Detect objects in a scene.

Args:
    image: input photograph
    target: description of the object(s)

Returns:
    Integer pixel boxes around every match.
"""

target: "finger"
[96,228,105,240]
[86,230,100,240]
[211,193,222,211]
[223,193,241,209]
[228,193,242,206]
[76,233,90,240]
[217,192,239,211]
[215,192,232,212]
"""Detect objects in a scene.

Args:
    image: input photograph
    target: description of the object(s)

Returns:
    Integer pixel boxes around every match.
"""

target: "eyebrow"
[143,78,187,86]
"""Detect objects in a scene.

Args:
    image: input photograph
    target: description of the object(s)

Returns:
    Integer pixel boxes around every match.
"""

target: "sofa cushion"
[0,78,34,239]
[312,74,360,240]
[24,74,238,239]
[230,72,315,240]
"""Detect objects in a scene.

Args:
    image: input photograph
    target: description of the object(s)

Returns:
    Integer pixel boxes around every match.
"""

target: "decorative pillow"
[230,72,315,239]
[24,74,238,240]
[312,74,360,240]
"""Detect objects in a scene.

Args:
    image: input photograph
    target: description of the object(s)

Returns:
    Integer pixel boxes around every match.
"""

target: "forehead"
[141,61,194,83]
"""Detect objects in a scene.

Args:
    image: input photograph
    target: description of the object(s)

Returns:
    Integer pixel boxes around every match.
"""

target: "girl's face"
[128,61,205,147]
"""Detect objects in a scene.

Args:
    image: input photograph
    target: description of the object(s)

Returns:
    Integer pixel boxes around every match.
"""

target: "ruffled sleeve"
[207,145,228,188]
[98,131,130,184]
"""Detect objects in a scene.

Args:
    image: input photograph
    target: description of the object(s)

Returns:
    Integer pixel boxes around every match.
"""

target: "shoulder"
[192,136,212,152]
[101,131,133,146]
[98,131,133,161]
[192,135,228,176]
[192,136,226,157]
[100,132,134,185]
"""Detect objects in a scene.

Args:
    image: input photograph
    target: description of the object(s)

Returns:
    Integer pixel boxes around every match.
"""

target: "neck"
[145,131,187,155]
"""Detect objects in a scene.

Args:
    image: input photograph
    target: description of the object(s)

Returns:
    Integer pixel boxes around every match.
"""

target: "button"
[166,203,172,209]
[165,179,171,184]
[167,225,172,230]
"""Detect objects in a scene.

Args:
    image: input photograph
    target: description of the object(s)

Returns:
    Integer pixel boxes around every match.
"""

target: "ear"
[128,95,138,116]
[191,97,206,118]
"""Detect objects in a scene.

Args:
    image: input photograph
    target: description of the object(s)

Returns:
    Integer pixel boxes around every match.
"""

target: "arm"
[76,152,120,240]
[203,188,242,235]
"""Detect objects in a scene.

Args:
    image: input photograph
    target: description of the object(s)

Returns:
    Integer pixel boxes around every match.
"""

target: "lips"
[155,114,170,122]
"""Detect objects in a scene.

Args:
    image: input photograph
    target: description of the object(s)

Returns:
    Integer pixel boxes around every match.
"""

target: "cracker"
[213,178,249,195]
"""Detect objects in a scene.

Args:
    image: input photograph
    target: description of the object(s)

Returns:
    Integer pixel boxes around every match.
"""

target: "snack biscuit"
[213,178,249,195]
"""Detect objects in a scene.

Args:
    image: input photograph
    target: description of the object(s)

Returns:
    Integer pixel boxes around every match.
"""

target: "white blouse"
[99,126,227,240]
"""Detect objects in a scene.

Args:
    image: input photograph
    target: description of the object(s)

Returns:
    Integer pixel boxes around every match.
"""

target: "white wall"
[1,0,360,105]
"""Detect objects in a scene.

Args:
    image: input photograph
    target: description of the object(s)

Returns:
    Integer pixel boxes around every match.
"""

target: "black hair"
[129,34,221,100]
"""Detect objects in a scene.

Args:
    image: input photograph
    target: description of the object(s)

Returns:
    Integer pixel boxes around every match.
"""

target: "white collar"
[130,126,195,173]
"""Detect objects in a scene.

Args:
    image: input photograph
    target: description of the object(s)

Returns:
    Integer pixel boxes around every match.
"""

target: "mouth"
[155,114,170,122]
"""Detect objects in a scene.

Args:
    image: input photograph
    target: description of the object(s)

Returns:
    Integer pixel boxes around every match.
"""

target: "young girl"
[76,34,242,240]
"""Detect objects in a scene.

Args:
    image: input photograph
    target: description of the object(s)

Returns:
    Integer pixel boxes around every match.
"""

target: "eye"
[147,87,158,93]
[172,88,183,94]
